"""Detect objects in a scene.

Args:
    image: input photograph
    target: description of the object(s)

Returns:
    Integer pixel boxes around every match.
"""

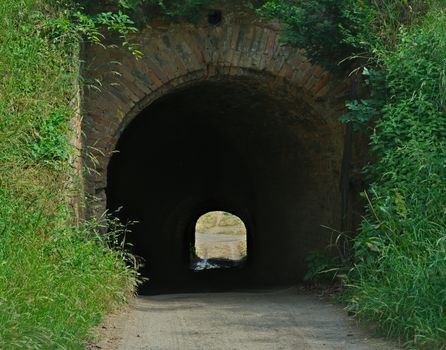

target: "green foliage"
[154,0,211,17]
[0,0,139,348]
[339,68,387,130]
[345,7,446,347]
[257,0,430,73]
[30,110,71,163]
[119,0,213,21]
[304,250,342,283]
[0,186,138,349]
[257,0,367,72]
[78,10,142,57]
[304,230,353,284]
[35,3,141,57]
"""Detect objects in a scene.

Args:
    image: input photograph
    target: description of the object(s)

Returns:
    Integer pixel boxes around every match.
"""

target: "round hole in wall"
[190,211,247,271]
[208,9,222,25]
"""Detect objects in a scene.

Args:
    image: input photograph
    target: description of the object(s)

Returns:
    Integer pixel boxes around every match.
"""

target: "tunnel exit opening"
[106,77,343,292]
[190,211,248,271]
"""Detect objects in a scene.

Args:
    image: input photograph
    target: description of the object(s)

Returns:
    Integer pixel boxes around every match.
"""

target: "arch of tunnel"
[80,7,364,290]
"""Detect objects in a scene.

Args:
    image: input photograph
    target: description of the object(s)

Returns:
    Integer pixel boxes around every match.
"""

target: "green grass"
[0,1,138,348]
[345,3,446,349]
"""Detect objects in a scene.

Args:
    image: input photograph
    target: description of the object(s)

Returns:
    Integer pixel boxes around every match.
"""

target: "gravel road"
[91,287,400,350]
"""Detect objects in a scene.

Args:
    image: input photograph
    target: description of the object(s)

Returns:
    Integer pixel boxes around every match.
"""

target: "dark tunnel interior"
[106,79,343,293]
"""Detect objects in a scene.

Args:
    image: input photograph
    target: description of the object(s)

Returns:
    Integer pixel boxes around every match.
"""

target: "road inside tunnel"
[106,79,343,293]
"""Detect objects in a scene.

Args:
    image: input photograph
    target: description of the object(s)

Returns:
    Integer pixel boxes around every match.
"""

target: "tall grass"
[0,1,138,348]
[346,3,446,349]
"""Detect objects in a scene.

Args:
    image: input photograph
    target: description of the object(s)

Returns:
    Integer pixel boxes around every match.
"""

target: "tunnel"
[106,77,343,292]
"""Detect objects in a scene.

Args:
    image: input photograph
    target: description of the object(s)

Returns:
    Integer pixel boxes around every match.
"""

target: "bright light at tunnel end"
[191,211,247,271]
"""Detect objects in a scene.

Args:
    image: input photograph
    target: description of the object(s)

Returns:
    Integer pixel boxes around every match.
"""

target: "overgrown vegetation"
[0,0,138,348]
[259,0,446,348]
[258,0,361,72]
[347,6,446,348]
[120,0,212,18]
[83,0,214,23]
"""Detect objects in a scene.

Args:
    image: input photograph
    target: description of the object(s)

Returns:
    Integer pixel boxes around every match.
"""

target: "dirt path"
[92,288,400,350]
[195,232,246,261]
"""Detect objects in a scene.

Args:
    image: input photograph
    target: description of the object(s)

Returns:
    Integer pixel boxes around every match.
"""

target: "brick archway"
[82,20,350,218]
